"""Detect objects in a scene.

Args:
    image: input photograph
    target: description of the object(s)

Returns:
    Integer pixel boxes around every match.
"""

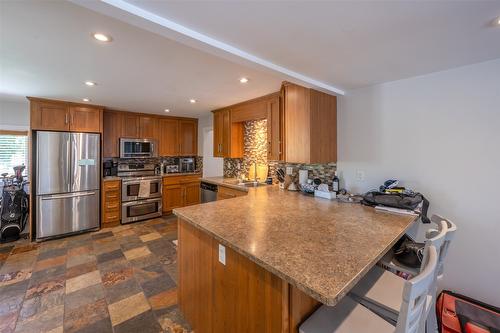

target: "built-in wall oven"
[118,163,162,224]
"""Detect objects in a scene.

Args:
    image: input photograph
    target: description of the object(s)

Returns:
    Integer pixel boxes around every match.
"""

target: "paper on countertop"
[374,205,418,216]
[138,180,151,198]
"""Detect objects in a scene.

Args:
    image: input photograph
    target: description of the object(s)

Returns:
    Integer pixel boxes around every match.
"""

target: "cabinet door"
[103,111,123,157]
[69,106,101,133]
[159,119,179,156]
[162,185,184,213]
[213,111,223,157]
[221,110,231,156]
[179,120,197,156]
[184,182,200,206]
[267,96,281,161]
[31,101,69,131]
[139,116,159,140]
[122,115,139,138]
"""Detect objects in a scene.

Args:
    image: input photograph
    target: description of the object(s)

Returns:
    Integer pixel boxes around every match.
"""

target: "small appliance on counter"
[103,160,118,177]
[165,164,179,173]
[179,157,195,173]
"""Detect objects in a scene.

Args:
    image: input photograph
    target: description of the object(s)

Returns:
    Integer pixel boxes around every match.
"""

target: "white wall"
[338,59,500,307]
[0,99,29,130]
[198,113,223,177]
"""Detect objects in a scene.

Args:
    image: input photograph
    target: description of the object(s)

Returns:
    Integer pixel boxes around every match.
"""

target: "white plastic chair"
[299,245,438,333]
[349,215,456,331]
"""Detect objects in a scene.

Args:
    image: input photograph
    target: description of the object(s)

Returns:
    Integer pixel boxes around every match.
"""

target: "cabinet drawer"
[163,175,201,185]
[104,190,120,200]
[217,185,247,200]
[103,180,121,191]
[104,199,120,211]
[103,209,120,223]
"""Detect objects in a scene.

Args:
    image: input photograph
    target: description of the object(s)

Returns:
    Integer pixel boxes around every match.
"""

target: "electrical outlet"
[218,244,226,265]
[356,170,365,182]
[286,166,293,175]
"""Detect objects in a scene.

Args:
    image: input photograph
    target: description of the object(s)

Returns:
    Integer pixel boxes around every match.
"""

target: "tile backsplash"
[222,118,336,187]
[103,156,203,174]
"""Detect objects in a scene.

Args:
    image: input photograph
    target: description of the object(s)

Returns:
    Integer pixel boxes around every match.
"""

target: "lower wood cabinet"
[178,218,320,333]
[216,185,247,201]
[101,179,121,227]
[162,175,200,214]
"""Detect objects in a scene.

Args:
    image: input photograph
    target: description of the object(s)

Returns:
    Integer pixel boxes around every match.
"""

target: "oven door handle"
[122,198,161,206]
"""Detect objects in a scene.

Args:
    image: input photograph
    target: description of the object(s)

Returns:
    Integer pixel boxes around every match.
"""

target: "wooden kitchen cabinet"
[30,100,69,131]
[122,114,139,138]
[69,106,101,132]
[162,175,201,214]
[217,185,247,201]
[282,82,337,164]
[139,116,159,140]
[29,98,102,133]
[267,94,282,161]
[212,109,243,158]
[179,120,197,156]
[101,179,121,226]
[102,111,123,158]
[159,119,198,156]
[159,118,179,156]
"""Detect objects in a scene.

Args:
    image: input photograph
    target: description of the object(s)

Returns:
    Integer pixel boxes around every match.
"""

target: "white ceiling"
[0,1,284,117]
[117,0,500,90]
[1,1,499,117]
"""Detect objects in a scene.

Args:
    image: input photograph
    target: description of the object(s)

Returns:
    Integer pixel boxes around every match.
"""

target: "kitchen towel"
[138,180,151,198]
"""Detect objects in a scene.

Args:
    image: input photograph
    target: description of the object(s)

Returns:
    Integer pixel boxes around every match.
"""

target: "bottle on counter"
[332,171,340,194]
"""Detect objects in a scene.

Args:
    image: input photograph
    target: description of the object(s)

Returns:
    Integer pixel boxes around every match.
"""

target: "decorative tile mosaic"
[0,217,191,333]
[222,119,337,186]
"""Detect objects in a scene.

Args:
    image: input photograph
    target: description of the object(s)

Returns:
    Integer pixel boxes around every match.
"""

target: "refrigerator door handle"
[41,191,96,200]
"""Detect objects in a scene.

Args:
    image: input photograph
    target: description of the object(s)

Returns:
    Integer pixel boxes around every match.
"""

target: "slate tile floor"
[0,216,191,333]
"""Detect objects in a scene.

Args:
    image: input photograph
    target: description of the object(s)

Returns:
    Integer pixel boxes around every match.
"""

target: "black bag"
[392,235,425,269]
[361,191,431,223]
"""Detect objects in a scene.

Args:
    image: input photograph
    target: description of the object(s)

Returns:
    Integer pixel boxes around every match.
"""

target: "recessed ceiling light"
[93,33,112,42]
[164,109,170,113]
[85,81,96,86]
[189,99,197,104]
[82,98,90,102]
[497,17,500,25]
[239,77,249,83]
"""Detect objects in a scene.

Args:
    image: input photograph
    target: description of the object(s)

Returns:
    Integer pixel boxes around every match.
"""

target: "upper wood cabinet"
[122,114,139,138]
[213,109,243,158]
[69,106,102,133]
[159,118,179,156]
[178,120,197,156]
[29,98,102,133]
[267,94,281,161]
[139,116,159,139]
[103,111,123,158]
[159,119,198,156]
[282,82,337,164]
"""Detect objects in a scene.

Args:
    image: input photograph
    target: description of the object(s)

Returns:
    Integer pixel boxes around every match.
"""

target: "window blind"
[0,134,28,176]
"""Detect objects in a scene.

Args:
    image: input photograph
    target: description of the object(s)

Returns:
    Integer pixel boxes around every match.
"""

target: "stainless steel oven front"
[121,176,162,202]
[121,197,162,224]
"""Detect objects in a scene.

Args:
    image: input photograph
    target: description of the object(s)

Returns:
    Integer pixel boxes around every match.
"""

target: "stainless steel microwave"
[119,138,158,158]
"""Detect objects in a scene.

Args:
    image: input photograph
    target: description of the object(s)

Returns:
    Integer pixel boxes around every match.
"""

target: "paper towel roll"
[299,169,308,185]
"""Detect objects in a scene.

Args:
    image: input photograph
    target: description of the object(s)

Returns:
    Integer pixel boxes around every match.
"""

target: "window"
[0,131,29,178]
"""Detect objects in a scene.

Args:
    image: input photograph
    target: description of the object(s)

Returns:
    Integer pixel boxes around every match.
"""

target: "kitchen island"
[173,182,417,333]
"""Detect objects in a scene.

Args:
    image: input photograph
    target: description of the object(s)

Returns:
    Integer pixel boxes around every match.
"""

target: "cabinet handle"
[71,113,74,124]
[65,113,69,124]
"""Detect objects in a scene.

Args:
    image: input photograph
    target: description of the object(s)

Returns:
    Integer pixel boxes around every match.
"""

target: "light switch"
[286,167,293,175]
[218,244,226,265]
[356,170,365,181]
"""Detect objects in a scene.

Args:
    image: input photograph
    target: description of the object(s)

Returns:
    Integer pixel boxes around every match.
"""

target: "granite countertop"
[200,177,249,191]
[173,184,417,306]
[162,172,202,177]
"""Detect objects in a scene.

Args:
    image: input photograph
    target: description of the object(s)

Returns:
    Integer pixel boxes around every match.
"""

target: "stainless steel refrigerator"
[36,131,100,239]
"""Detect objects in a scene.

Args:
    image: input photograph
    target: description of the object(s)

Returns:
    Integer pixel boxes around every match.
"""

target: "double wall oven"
[118,163,162,224]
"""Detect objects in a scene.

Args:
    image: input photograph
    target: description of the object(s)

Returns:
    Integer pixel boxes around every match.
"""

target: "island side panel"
[178,218,214,333]
[289,285,321,333]
[178,217,290,333]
